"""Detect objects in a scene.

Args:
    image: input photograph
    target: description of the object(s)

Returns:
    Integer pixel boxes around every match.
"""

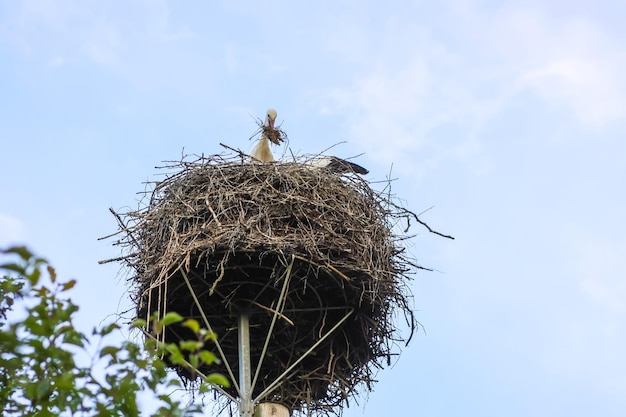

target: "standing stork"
[250,108,278,162]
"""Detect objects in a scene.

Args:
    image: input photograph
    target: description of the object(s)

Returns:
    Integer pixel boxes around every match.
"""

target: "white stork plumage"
[250,108,278,162]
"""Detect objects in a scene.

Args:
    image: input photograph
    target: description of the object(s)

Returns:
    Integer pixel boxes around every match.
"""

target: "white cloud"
[314,2,626,177]
[223,42,287,77]
[0,213,25,246]
[0,0,207,90]
[46,55,65,67]
[573,238,626,314]
[489,8,626,127]
[84,20,123,67]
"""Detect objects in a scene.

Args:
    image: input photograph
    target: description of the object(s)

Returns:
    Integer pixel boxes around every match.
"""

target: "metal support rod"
[251,259,293,393]
[253,308,354,403]
[238,313,254,417]
[140,328,238,403]
[180,268,241,396]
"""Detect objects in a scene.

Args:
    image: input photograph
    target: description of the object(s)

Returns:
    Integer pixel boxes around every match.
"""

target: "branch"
[406,207,455,240]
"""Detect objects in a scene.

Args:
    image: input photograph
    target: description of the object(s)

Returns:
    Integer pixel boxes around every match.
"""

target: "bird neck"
[254,135,274,162]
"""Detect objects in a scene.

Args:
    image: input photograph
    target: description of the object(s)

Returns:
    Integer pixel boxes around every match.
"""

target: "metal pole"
[238,313,254,417]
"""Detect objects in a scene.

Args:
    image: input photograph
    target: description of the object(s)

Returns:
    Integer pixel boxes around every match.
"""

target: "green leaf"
[154,321,164,335]
[3,246,32,261]
[61,278,76,291]
[47,265,57,283]
[48,266,56,283]
[99,322,120,336]
[36,378,52,401]
[30,267,41,285]
[165,343,182,356]
[182,318,200,334]
[100,345,121,359]
[25,381,37,400]
[202,329,217,342]
[189,354,199,369]
[167,378,181,388]
[56,371,77,390]
[204,373,230,387]
[131,318,147,329]
[199,350,217,365]
[65,330,86,347]
[179,340,203,352]
[168,350,185,366]
[0,262,26,275]
[160,312,183,326]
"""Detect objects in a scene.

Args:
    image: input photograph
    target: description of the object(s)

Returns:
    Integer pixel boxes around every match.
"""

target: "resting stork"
[250,108,278,162]
[307,156,369,175]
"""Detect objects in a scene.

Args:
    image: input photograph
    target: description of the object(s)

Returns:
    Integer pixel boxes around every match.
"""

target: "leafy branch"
[1,246,227,417]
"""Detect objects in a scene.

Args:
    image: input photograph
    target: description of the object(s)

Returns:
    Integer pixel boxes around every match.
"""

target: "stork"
[307,156,369,175]
[250,108,278,162]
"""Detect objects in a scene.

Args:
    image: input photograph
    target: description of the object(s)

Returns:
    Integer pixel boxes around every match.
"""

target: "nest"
[102,153,438,415]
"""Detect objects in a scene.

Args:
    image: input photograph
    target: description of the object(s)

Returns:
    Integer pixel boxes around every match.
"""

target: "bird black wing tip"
[327,157,369,175]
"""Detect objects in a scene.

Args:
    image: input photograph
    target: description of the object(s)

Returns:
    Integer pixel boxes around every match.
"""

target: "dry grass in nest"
[101,152,450,415]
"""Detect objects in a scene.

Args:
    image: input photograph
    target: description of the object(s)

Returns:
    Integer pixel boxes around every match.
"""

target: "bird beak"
[268,118,275,129]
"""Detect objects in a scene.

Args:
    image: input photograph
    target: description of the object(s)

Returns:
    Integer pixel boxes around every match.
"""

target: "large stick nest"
[103,153,435,415]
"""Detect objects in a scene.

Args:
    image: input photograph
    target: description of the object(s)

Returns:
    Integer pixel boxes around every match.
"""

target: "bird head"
[266,108,277,129]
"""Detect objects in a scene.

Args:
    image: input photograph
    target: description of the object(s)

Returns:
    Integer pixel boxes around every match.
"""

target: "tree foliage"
[0,246,227,416]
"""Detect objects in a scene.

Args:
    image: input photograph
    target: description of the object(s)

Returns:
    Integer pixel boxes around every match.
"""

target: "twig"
[407,207,455,240]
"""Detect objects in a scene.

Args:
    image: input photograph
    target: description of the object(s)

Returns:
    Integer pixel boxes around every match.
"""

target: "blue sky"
[1,1,626,415]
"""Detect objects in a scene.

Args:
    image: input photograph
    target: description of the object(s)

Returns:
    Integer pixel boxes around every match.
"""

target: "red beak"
[268,118,275,129]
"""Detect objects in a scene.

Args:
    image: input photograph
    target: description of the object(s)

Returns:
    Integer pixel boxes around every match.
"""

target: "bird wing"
[325,157,369,175]
[308,156,369,175]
